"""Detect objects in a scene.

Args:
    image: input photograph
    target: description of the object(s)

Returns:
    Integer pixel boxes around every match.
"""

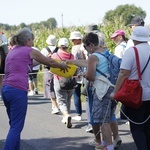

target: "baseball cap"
[110,30,125,39]
[128,16,145,26]
[130,26,150,42]
[46,35,56,45]
[58,38,69,47]
[69,31,82,40]
[84,24,99,33]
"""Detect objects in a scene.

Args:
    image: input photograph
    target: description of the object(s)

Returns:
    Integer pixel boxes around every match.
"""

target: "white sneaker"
[72,115,82,121]
[28,91,34,96]
[89,139,99,147]
[113,136,122,149]
[86,123,93,132]
[51,107,59,114]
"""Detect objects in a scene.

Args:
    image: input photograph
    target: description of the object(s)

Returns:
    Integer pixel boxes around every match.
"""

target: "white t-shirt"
[126,39,134,50]
[41,46,56,57]
[121,43,150,101]
[114,41,126,58]
[32,47,41,70]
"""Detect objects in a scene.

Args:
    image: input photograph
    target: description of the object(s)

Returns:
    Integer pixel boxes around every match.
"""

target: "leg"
[2,86,27,150]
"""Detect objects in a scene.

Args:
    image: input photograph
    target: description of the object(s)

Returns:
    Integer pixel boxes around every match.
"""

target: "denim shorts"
[89,86,117,125]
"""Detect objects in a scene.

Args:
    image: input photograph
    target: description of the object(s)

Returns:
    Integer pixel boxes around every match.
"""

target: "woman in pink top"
[2,28,68,150]
[51,38,75,128]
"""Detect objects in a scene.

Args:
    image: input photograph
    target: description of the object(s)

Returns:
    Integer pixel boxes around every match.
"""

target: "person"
[84,24,122,149]
[51,38,75,128]
[41,35,59,114]
[110,29,128,120]
[110,29,127,58]
[28,47,42,96]
[110,26,150,150]
[1,27,68,150]
[69,31,85,121]
[0,32,8,99]
[126,16,145,49]
[82,32,115,150]
[8,34,14,50]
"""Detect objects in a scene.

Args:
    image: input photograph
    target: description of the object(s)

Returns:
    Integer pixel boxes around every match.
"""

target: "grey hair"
[97,32,106,47]
[12,27,34,46]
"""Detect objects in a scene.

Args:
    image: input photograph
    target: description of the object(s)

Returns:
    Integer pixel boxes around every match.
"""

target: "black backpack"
[0,45,6,74]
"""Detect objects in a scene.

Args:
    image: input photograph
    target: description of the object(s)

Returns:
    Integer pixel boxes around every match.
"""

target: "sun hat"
[128,16,145,26]
[46,35,56,45]
[84,24,99,33]
[58,38,69,47]
[69,31,82,40]
[130,26,150,42]
[110,30,125,39]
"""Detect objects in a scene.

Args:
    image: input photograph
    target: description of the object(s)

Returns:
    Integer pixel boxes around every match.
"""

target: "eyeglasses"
[83,43,90,49]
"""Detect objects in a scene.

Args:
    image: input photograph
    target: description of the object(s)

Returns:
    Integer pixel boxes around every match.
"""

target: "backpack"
[44,47,58,69]
[56,53,77,90]
[95,50,122,85]
[0,32,7,74]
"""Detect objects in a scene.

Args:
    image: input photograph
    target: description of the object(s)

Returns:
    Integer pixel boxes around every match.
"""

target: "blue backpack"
[95,49,122,85]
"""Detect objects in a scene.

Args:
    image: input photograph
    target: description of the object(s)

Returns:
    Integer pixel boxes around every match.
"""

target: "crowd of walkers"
[0,16,150,150]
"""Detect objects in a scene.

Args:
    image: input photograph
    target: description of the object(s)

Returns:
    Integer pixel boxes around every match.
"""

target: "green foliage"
[104,4,146,26]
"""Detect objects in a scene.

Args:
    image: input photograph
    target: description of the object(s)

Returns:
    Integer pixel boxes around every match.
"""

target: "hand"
[59,61,70,73]
[110,92,115,100]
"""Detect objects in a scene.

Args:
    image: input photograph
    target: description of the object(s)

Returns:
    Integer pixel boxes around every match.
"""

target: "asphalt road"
[0,94,137,150]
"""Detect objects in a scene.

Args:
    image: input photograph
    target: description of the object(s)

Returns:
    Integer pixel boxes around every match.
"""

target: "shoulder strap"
[133,47,142,80]
[46,47,51,52]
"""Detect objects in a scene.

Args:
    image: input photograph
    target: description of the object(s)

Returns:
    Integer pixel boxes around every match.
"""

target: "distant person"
[0,31,8,99]
[41,35,59,114]
[51,38,75,128]
[126,16,145,49]
[110,26,150,150]
[28,47,42,96]
[110,29,128,58]
[1,27,68,150]
[69,31,85,121]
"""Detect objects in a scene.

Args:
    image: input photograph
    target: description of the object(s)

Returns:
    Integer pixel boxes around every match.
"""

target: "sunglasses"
[83,43,90,49]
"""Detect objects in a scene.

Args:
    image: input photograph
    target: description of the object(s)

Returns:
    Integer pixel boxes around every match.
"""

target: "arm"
[66,59,88,67]
[84,55,98,82]
[30,49,68,71]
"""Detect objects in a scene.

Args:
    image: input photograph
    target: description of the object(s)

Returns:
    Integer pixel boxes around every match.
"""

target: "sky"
[1,0,150,27]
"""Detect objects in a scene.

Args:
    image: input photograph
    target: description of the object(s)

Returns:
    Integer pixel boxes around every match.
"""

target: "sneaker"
[34,88,38,95]
[51,107,59,114]
[113,136,122,149]
[72,115,82,121]
[66,116,72,128]
[89,139,99,147]
[28,91,34,96]
[61,117,66,124]
[95,144,104,150]
[86,123,93,132]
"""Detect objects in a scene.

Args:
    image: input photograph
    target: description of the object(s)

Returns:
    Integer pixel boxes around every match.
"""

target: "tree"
[47,18,57,29]
[103,4,146,26]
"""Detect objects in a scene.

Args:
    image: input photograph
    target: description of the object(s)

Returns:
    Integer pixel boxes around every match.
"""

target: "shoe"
[86,123,93,132]
[66,116,72,128]
[61,117,66,124]
[95,144,104,150]
[51,107,59,114]
[28,91,34,96]
[89,139,99,147]
[34,88,38,95]
[72,115,82,121]
[113,136,122,149]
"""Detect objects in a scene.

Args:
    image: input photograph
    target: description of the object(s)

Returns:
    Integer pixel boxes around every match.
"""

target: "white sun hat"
[58,38,69,47]
[130,26,150,42]
[69,31,82,40]
[46,35,56,45]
